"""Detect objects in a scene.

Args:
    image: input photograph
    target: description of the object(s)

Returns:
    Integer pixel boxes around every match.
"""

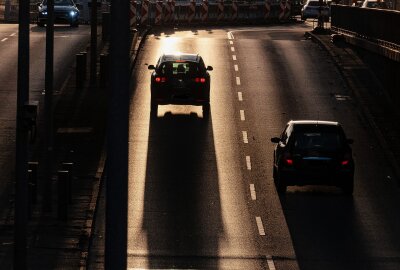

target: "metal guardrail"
[331,4,400,46]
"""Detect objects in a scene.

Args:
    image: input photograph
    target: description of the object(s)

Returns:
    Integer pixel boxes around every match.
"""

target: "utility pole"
[105,0,130,268]
[90,0,98,85]
[44,0,55,212]
[14,0,30,268]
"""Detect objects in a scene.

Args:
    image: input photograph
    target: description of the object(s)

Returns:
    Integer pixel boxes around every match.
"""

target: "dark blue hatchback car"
[37,0,80,27]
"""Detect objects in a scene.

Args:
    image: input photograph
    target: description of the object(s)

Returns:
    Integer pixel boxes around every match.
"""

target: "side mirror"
[206,66,213,71]
[347,139,354,144]
[148,65,156,70]
[271,137,281,143]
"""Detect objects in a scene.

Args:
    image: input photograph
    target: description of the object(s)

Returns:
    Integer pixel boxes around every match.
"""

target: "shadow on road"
[140,110,223,269]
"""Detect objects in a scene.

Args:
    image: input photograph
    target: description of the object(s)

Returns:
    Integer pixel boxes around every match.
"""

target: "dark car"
[271,120,355,194]
[37,0,80,27]
[148,53,213,117]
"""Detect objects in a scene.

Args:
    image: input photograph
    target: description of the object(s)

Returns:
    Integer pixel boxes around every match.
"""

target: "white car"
[301,0,330,21]
[361,0,387,8]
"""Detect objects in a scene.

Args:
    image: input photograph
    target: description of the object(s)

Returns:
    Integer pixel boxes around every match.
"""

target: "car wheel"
[342,179,354,196]
[150,100,158,117]
[275,172,287,194]
[202,103,210,119]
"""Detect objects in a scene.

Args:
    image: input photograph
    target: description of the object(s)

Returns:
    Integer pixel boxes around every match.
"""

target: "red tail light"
[283,153,293,166]
[284,158,294,166]
[341,153,352,166]
[155,77,166,83]
[195,77,206,83]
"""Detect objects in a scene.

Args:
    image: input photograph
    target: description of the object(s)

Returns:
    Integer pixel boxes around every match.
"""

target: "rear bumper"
[279,168,354,187]
[151,87,210,106]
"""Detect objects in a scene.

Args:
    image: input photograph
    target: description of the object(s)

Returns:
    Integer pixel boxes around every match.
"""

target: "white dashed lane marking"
[250,184,256,200]
[10,33,16,36]
[232,55,237,61]
[236,77,241,85]
[229,40,233,45]
[242,131,248,143]
[256,217,266,236]
[266,256,277,270]
[234,64,239,71]
[231,46,235,52]
[240,110,245,121]
[1,38,8,42]
[246,156,251,170]
[238,92,243,101]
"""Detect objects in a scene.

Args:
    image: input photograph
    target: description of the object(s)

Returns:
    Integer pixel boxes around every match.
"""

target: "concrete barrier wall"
[331,4,400,45]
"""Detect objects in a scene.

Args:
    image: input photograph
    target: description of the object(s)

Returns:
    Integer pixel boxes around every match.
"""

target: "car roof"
[289,120,340,126]
[160,53,201,63]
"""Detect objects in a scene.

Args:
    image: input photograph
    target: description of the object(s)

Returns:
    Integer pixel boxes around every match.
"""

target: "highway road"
[126,24,400,270]
[0,24,90,223]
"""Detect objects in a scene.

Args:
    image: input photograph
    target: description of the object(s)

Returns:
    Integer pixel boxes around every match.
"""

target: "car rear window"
[308,1,328,6]
[292,125,345,151]
[294,132,342,151]
[158,61,204,77]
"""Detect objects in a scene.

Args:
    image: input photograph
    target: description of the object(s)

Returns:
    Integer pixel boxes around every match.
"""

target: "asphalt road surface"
[126,24,400,270]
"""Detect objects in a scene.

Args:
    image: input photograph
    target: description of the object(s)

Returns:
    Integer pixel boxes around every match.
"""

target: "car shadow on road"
[136,110,223,269]
[278,189,374,270]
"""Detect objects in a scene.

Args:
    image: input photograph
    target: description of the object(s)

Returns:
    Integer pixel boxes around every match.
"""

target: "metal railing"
[331,4,400,46]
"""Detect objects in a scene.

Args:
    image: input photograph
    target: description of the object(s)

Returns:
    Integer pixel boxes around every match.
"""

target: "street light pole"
[14,0,30,268]
[105,0,130,268]
[43,0,55,212]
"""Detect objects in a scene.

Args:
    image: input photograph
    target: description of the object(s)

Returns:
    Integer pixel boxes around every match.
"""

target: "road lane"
[231,26,400,270]
[127,28,295,269]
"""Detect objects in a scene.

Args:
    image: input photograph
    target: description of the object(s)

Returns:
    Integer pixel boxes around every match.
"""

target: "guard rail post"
[62,162,74,204]
[57,170,69,221]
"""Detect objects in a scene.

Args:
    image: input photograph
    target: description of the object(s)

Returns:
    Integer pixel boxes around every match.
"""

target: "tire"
[342,179,354,196]
[150,100,158,117]
[202,103,210,119]
[275,171,287,194]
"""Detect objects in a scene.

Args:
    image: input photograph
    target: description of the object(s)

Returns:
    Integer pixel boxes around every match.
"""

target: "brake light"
[283,153,293,166]
[284,158,294,166]
[341,153,352,166]
[155,77,166,83]
[195,77,206,83]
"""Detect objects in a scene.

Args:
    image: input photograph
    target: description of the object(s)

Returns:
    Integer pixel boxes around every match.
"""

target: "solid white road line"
[256,217,266,236]
[236,76,241,85]
[232,55,237,61]
[234,64,239,71]
[246,156,251,170]
[242,131,248,143]
[238,91,243,101]
[231,46,235,52]
[1,38,8,42]
[240,110,245,121]
[250,184,256,200]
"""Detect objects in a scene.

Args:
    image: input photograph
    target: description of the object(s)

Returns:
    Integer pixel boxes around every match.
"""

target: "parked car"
[37,0,80,27]
[271,120,355,194]
[148,53,213,117]
[301,0,330,21]
[361,0,387,8]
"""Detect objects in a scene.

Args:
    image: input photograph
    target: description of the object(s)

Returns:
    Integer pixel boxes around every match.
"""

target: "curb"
[307,30,400,184]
